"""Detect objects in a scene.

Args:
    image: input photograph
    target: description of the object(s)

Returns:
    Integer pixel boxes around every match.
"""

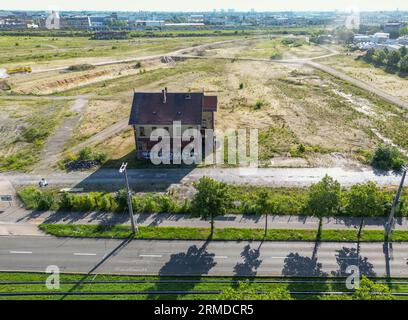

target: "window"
[139,127,145,137]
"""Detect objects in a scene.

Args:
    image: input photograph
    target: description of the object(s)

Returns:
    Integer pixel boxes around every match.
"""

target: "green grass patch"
[38,224,391,242]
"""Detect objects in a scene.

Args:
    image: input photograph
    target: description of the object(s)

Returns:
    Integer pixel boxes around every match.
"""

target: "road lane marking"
[139,254,162,258]
[270,257,287,259]
[214,256,228,259]
[9,251,32,254]
[73,253,97,256]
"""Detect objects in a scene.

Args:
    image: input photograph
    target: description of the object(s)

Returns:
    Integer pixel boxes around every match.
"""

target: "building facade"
[128,89,217,160]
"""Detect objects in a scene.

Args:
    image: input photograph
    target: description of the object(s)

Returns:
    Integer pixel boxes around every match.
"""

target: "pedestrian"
[39,178,48,188]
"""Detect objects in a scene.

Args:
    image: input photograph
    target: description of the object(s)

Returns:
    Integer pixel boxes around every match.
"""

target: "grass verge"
[1,272,407,300]
[38,224,406,242]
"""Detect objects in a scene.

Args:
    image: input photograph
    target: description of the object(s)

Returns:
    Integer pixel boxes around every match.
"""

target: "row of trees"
[190,175,396,236]
[364,46,408,73]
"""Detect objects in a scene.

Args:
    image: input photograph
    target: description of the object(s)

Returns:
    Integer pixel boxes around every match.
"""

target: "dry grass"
[322,54,408,102]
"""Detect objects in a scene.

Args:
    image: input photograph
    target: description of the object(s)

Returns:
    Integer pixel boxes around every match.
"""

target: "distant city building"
[60,16,91,29]
[384,22,404,33]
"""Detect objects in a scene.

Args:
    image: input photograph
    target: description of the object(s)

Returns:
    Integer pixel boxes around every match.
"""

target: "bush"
[18,187,42,209]
[36,193,56,210]
[67,64,95,72]
[78,147,93,161]
[58,192,74,210]
[17,187,55,210]
[371,145,405,171]
[254,100,265,110]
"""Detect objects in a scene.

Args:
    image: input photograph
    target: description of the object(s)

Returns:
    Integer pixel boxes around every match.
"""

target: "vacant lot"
[1,36,407,171]
[0,35,240,70]
[321,54,408,103]
[0,98,68,171]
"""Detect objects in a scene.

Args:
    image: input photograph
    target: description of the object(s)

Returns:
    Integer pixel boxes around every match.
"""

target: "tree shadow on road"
[282,252,329,297]
[147,240,217,300]
[331,247,376,277]
[232,244,262,287]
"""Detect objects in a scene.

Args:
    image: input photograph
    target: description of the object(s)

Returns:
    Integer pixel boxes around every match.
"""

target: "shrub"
[157,195,177,213]
[270,52,282,60]
[140,195,160,213]
[67,64,95,72]
[36,192,55,211]
[18,187,42,209]
[58,192,74,210]
[254,100,264,110]
[239,83,244,90]
[371,145,405,171]
[352,276,393,300]
[78,147,93,161]
[115,189,129,211]
[17,187,55,210]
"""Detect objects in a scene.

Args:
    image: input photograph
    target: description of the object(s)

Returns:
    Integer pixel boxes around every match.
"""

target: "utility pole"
[119,162,137,234]
[385,165,408,241]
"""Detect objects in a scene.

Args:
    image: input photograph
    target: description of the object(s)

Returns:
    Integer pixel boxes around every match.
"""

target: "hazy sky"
[2,0,406,12]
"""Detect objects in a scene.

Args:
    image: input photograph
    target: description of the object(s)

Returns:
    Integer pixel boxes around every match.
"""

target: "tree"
[352,276,393,300]
[399,46,407,57]
[364,48,375,62]
[218,281,292,300]
[345,182,385,217]
[373,49,387,65]
[399,55,408,73]
[386,50,401,69]
[305,175,341,218]
[336,28,355,44]
[191,177,233,236]
[255,190,275,237]
[371,144,405,171]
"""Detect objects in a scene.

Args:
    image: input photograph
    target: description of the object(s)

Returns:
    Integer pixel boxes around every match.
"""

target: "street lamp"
[385,165,408,241]
[119,162,137,234]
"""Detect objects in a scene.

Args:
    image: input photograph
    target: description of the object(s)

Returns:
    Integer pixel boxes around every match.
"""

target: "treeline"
[18,175,408,218]
[362,46,408,74]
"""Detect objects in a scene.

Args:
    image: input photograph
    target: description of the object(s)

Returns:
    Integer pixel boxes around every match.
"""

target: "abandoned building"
[128,88,218,159]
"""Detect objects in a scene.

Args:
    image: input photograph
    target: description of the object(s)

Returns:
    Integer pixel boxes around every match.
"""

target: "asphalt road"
[0,236,405,277]
[2,167,404,188]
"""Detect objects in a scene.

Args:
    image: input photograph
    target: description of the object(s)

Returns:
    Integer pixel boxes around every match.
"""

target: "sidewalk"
[2,206,407,231]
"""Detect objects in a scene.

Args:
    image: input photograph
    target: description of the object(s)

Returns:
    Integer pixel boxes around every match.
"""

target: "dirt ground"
[2,37,407,171]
